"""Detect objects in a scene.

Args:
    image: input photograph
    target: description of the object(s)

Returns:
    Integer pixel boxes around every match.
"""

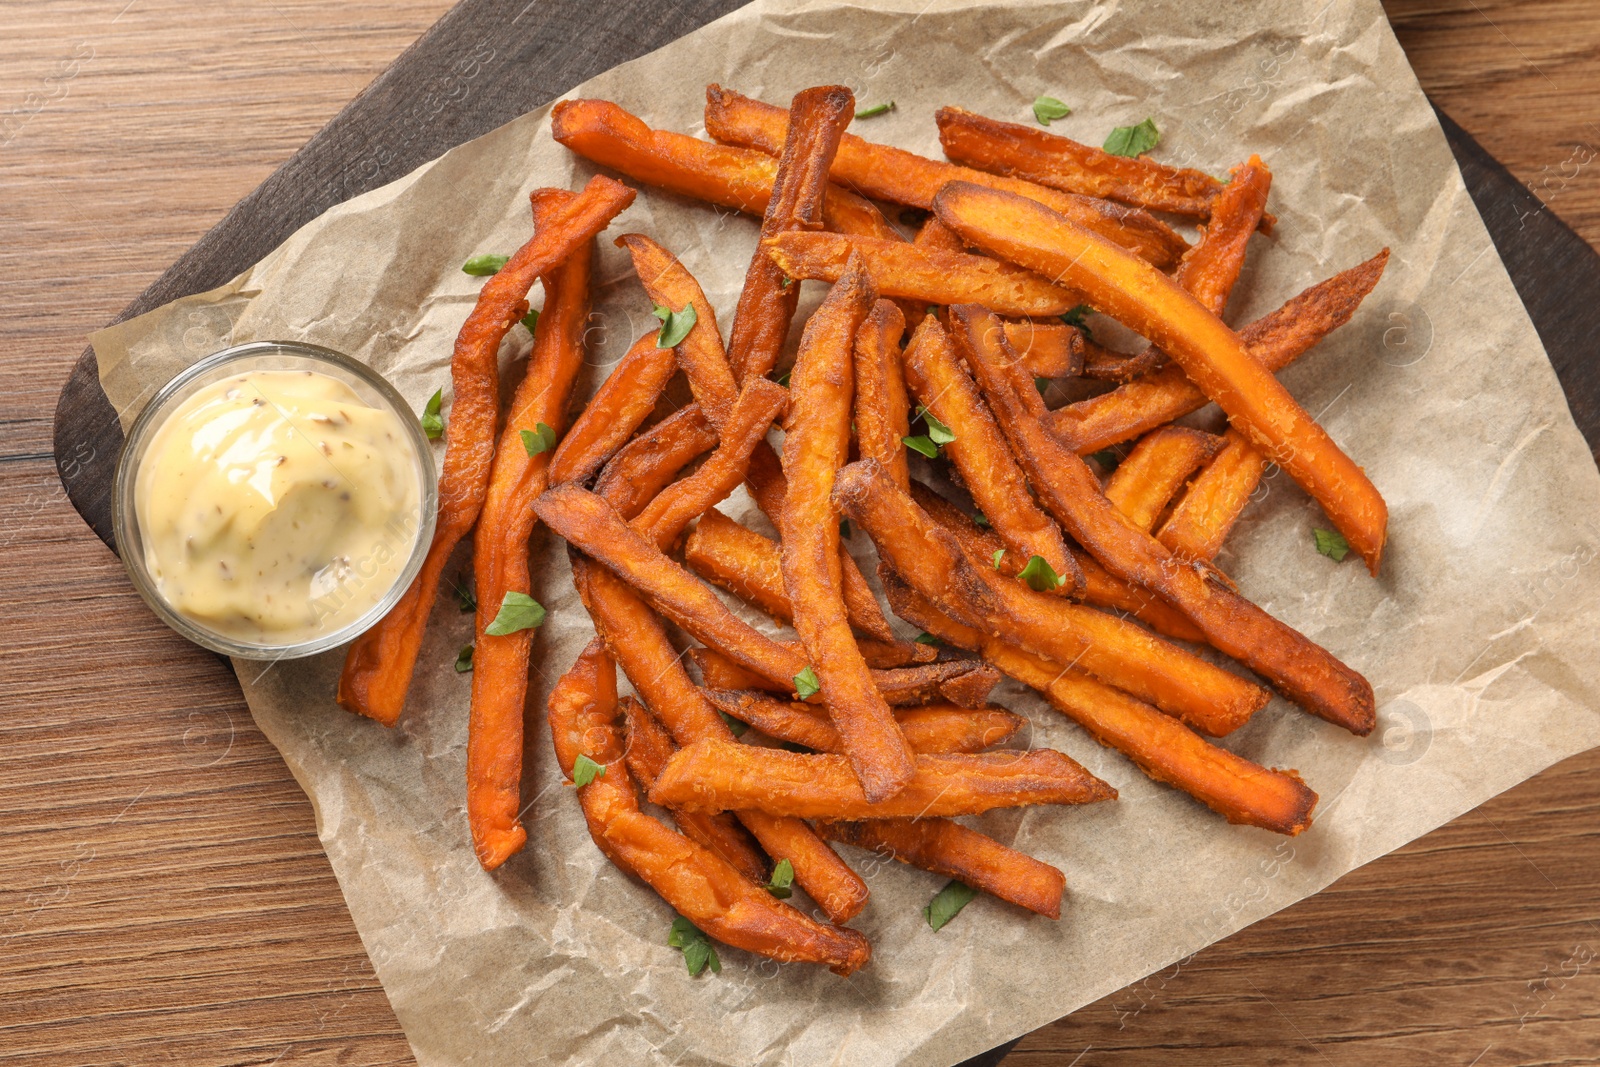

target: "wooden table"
[3,2,1597,1063]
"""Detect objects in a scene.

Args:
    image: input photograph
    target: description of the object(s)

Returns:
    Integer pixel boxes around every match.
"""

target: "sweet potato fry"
[1157,429,1269,561]
[820,818,1066,919]
[550,97,890,238]
[617,233,736,431]
[706,85,1189,267]
[691,645,994,706]
[836,459,1266,737]
[592,404,718,519]
[728,85,855,384]
[467,190,593,870]
[1102,426,1226,532]
[883,575,1317,835]
[914,215,967,254]
[763,231,1084,318]
[621,696,769,883]
[548,330,677,487]
[1003,319,1083,379]
[935,106,1229,221]
[651,740,1115,819]
[548,639,871,974]
[338,174,636,726]
[704,689,1023,755]
[1050,250,1392,453]
[1079,339,1163,384]
[781,254,917,802]
[690,646,772,692]
[942,303,1376,734]
[935,181,1389,574]
[902,315,1081,597]
[853,300,912,489]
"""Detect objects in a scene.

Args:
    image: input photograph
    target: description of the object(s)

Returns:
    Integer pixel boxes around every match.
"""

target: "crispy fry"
[691,646,773,691]
[902,315,1081,597]
[691,645,996,706]
[728,85,855,384]
[548,639,871,974]
[780,254,917,802]
[1050,250,1391,452]
[835,459,1267,737]
[550,97,890,237]
[1157,429,1269,561]
[820,818,1065,918]
[651,739,1115,819]
[621,696,769,883]
[763,231,1084,318]
[467,190,594,870]
[936,106,1228,220]
[704,689,1023,755]
[853,300,912,489]
[592,404,719,519]
[1079,339,1163,383]
[338,174,636,726]
[883,575,1317,835]
[1102,426,1226,532]
[914,215,967,254]
[706,85,1188,268]
[1002,319,1083,379]
[935,181,1389,573]
[617,234,736,431]
[548,330,677,487]
[942,303,1376,734]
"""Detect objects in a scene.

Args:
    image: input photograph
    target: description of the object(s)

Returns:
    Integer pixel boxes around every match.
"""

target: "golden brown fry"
[836,459,1267,737]
[942,303,1376,735]
[763,231,1084,318]
[652,739,1115,819]
[935,180,1389,574]
[548,639,871,974]
[820,818,1065,918]
[704,689,1023,755]
[902,315,1082,597]
[781,253,917,802]
[691,646,994,706]
[1079,339,1163,384]
[1050,250,1392,453]
[935,106,1228,220]
[1157,429,1269,561]
[548,330,677,487]
[1102,426,1226,532]
[883,575,1317,835]
[914,215,967,254]
[706,84,1189,268]
[338,175,636,726]
[728,85,855,384]
[592,404,719,519]
[1002,319,1083,380]
[853,300,912,490]
[691,646,773,692]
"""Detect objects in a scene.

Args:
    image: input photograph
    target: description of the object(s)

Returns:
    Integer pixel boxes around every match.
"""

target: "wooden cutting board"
[46,2,1600,1064]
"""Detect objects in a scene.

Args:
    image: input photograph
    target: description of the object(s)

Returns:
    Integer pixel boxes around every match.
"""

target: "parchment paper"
[89,1,1600,1063]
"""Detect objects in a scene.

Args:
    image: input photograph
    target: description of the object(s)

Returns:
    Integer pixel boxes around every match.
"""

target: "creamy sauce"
[134,369,423,645]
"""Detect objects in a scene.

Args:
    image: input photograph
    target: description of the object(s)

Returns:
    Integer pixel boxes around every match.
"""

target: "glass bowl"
[112,340,437,660]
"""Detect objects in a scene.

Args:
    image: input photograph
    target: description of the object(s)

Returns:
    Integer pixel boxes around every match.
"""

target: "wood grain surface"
[3,2,1599,1065]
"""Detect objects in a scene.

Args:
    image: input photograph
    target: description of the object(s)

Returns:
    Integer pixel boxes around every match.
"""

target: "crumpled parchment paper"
[88,1,1600,1063]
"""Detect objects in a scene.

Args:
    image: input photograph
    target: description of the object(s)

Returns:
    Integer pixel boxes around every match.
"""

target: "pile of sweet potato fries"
[336,83,1390,977]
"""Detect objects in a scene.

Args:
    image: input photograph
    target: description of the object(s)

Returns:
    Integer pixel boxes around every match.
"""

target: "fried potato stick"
[652,740,1115,819]
[617,233,736,431]
[820,818,1066,919]
[1102,426,1226,532]
[944,304,1376,735]
[690,646,998,707]
[704,689,1024,756]
[902,314,1081,597]
[1050,250,1390,453]
[467,190,593,870]
[853,300,912,489]
[706,85,1188,268]
[1156,429,1269,561]
[1003,319,1083,380]
[836,459,1266,737]
[548,330,677,487]
[883,574,1317,835]
[338,175,636,726]
[591,404,719,518]
[935,182,1388,574]
[548,639,871,974]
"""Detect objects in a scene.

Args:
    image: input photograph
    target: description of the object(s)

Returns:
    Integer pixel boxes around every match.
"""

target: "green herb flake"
[1035,377,1052,395]
[1032,96,1072,125]
[855,101,895,120]
[1103,117,1160,158]
[776,370,792,387]
[839,518,852,539]
[520,422,558,457]
[521,308,540,333]
[1018,554,1066,591]
[914,632,940,646]
[454,644,474,673]
[992,548,1006,569]
[923,879,978,931]
[916,406,957,446]
[420,389,445,440]
[793,666,821,700]
[572,753,606,788]
[1313,527,1351,562]
[451,575,477,614]
[1060,304,1094,338]
[484,591,546,635]
[462,253,509,276]
[1089,449,1121,473]
[653,302,698,348]
[766,859,796,898]
[973,511,991,529]
[669,917,722,977]
[902,434,939,459]
[718,710,749,738]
